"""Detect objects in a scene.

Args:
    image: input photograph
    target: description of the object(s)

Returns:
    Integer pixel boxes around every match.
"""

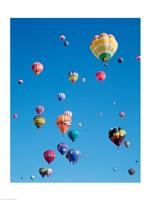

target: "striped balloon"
[33,115,46,129]
[64,110,72,118]
[68,71,79,83]
[90,33,118,63]
[57,93,66,101]
[32,62,43,76]
[35,105,44,115]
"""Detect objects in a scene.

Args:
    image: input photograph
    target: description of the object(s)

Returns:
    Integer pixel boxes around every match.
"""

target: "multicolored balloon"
[68,71,79,83]
[33,115,46,129]
[108,127,126,148]
[124,141,130,148]
[56,114,72,135]
[96,71,106,82]
[39,167,48,178]
[32,62,43,76]
[128,168,135,176]
[18,79,23,85]
[43,150,56,164]
[66,149,81,164]
[13,114,18,118]
[60,35,65,40]
[57,93,66,101]
[64,110,72,118]
[68,130,80,142]
[90,33,118,65]
[35,105,44,115]
[57,143,69,155]
[119,112,125,118]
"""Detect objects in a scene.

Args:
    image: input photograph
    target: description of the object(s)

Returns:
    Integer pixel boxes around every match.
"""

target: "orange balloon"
[56,115,72,135]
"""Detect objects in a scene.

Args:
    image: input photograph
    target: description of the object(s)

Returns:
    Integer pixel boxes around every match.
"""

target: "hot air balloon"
[78,123,82,127]
[66,149,81,164]
[13,114,18,118]
[64,41,69,46]
[64,110,72,118]
[96,71,106,82]
[57,93,66,101]
[119,112,125,118]
[136,56,141,61]
[68,71,79,83]
[57,143,69,155]
[43,150,56,164]
[104,62,108,67]
[113,167,117,172]
[81,78,86,83]
[108,127,126,150]
[33,115,46,129]
[128,168,135,176]
[32,62,43,76]
[35,105,44,115]
[90,33,118,66]
[60,35,65,40]
[18,79,23,85]
[124,141,130,148]
[56,114,72,135]
[68,130,80,142]
[39,167,48,178]
[100,112,103,116]
[30,176,35,180]
[118,58,123,63]
[47,168,53,177]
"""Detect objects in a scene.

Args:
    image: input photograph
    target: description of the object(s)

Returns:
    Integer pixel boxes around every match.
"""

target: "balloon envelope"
[118,58,123,63]
[64,110,72,118]
[124,141,130,148]
[33,115,46,129]
[108,127,126,147]
[64,41,69,46]
[81,78,86,83]
[57,93,66,101]
[39,167,48,178]
[60,35,65,40]
[30,175,35,180]
[32,62,43,76]
[119,112,125,118]
[68,71,79,83]
[13,114,18,118]
[43,150,56,164]
[128,168,135,176]
[56,114,72,135]
[96,71,106,82]
[35,105,44,115]
[66,149,81,164]
[68,130,80,142]
[47,168,53,177]
[18,79,23,85]
[57,143,69,155]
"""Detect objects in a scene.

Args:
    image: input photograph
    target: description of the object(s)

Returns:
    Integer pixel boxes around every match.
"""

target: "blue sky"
[11,18,140,182]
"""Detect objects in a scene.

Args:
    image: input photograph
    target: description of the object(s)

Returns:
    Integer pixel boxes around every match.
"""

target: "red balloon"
[13,114,18,118]
[96,71,106,82]
[119,112,125,118]
[43,150,56,164]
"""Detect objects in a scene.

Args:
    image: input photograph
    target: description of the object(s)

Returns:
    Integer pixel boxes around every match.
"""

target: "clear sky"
[11,18,140,182]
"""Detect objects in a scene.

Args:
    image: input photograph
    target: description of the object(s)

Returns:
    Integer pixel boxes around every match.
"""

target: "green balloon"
[68,130,79,142]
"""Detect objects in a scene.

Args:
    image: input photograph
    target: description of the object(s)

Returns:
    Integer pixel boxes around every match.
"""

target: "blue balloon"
[57,92,66,101]
[57,143,69,155]
[66,149,81,164]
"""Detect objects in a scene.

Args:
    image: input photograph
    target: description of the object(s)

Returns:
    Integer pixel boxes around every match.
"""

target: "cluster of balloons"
[33,105,46,129]
[60,35,69,47]
[39,167,53,178]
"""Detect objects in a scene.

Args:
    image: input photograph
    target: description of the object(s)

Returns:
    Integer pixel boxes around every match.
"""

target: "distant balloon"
[43,150,56,164]
[81,78,86,83]
[32,62,43,76]
[128,168,135,176]
[96,71,106,82]
[47,168,53,177]
[68,71,79,83]
[18,79,23,85]
[136,56,141,61]
[118,58,123,63]
[104,62,108,67]
[39,167,48,178]
[124,141,130,148]
[60,35,65,40]
[113,167,117,171]
[135,160,138,163]
[66,149,81,164]
[57,143,69,155]
[68,130,80,142]
[35,105,44,115]
[64,110,72,118]
[30,175,35,180]
[57,93,66,101]
[64,41,69,46]
[33,115,46,129]
[100,112,103,116]
[108,127,126,148]
[13,114,18,118]
[113,102,116,105]
[56,114,72,135]
[119,112,125,118]
[78,123,82,127]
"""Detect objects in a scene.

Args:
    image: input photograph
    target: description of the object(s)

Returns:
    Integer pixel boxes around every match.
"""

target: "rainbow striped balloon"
[90,33,118,63]
[32,62,43,76]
